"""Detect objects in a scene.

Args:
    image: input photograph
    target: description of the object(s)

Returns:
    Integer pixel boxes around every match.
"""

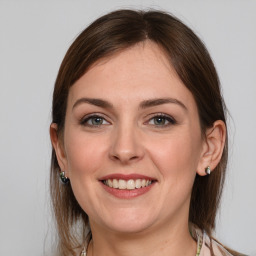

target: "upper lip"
[99,173,157,181]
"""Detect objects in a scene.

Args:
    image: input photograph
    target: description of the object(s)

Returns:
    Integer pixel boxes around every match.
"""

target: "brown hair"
[51,9,230,256]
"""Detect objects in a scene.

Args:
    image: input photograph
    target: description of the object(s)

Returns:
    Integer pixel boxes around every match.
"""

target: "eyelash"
[146,113,176,128]
[80,114,110,127]
[80,113,176,128]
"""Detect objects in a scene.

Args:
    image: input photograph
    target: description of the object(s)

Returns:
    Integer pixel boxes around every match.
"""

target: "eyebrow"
[72,98,113,110]
[139,98,187,111]
[72,97,187,111]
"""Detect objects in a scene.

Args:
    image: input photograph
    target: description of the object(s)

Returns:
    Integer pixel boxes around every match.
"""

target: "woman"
[50,9,242,256]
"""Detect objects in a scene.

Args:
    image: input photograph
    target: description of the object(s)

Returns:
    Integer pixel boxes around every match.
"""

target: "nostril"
[110,153,141,164]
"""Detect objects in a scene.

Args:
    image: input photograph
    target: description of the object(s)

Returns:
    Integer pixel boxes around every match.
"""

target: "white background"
[0,1,255,255]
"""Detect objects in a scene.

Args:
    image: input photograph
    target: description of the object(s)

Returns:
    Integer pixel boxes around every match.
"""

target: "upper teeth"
[104,179,152,190]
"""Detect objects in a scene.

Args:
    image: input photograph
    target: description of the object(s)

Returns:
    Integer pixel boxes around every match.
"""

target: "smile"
[103,179,153,190]
[99,174,157,198]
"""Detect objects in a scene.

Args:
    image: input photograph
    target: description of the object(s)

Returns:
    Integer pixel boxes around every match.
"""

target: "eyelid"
[145,113,177,126]
[80,113,111,126]
[79,112,176,127]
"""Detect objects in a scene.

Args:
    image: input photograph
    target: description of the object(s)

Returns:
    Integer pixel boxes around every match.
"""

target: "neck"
[88,219,197,256]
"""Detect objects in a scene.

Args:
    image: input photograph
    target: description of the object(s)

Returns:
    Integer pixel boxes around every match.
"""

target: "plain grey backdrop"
[0,1,255,255]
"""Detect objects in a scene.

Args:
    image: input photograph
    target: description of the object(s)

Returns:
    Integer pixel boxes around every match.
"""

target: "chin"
[97,208,159,234]
[106,220,154,234]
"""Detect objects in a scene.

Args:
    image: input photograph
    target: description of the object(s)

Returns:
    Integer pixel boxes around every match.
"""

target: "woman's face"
[58,42,207,234]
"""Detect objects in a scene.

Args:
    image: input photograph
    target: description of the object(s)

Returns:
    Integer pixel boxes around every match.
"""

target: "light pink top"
[191,225,234,256]
[81,225,238,256]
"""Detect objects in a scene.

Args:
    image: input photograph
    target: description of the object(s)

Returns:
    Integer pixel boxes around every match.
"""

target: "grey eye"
[153,117,167,125]
[148,114,176,127]
[90,117,104,125]
[81,115,109,126]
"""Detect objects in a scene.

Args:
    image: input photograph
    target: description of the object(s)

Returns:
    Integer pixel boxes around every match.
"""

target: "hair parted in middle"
[51,9,228,256]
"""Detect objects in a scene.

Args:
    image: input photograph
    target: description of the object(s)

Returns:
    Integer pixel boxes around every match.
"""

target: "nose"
[109,123,144,164]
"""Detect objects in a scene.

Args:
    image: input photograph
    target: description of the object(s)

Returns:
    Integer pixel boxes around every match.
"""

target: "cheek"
[64,130,109,214]
[148,129,202,180]
[65,130,107,178]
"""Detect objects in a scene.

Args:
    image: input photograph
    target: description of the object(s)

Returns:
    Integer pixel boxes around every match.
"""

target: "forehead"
[68,41,195,109]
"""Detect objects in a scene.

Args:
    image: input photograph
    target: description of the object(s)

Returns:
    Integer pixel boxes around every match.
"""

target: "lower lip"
[100,182,156,199]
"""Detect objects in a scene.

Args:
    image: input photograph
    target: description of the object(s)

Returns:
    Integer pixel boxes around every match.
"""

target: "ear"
[50,123,69,177]
[196,120,226,176]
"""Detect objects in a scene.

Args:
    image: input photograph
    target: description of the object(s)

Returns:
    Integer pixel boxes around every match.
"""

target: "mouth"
[99,174,157,198]
[102,178,155,190]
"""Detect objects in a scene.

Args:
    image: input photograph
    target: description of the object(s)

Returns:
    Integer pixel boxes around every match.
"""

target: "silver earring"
[80,247,86,256]
[205,166,211,175]
[59,171,69,184]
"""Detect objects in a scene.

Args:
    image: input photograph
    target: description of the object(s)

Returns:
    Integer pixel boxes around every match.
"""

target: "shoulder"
[209,237,235,256]
[190,223,236,256]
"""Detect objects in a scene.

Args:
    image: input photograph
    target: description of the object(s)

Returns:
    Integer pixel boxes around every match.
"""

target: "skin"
[51,41,226,256]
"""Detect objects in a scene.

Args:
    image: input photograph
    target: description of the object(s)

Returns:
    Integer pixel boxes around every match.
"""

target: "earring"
[59,171,70,184]
[205,166,211,175]
[80,247,86,256]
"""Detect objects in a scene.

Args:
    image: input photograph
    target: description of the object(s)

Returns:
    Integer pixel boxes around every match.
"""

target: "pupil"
[93,117,103,125]
[155,117,165,125]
